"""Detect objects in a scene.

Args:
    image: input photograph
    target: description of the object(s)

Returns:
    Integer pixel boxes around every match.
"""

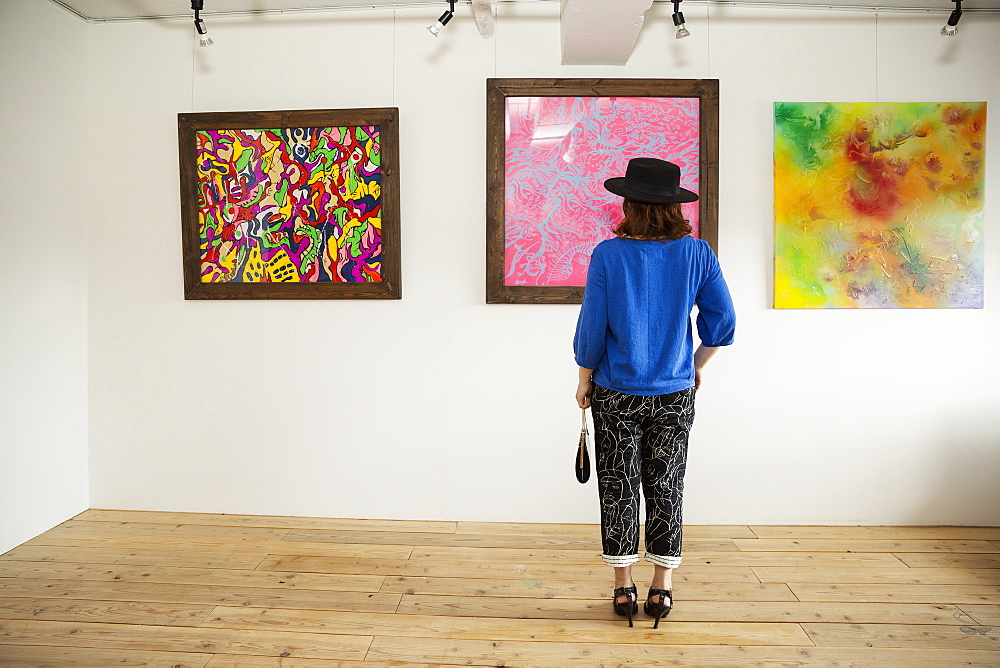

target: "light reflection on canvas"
[504,96,701,287]
[774,102,986,308]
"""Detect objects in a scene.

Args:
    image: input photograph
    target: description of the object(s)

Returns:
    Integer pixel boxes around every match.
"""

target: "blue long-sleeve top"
[573,236,736,395]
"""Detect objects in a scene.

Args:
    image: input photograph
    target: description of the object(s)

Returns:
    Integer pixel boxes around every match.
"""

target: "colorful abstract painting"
[504,96,701,287]
[196,126,382,284]
[774,101,986,309]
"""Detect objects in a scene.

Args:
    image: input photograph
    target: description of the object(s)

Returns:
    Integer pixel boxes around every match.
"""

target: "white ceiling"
[48,0,995,67]
[51,0,999,22]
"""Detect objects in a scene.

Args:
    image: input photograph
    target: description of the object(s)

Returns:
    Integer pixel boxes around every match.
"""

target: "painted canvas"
[504,96,701,287]
[774,101,986,309]
[486,79,719,304]
[197,127,383,284]
[178,108,400,299]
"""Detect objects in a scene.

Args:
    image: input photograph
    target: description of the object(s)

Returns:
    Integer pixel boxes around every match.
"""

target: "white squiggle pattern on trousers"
[592,385,695,570]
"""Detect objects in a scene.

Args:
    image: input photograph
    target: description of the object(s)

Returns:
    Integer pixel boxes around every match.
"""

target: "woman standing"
[574,158,736,628]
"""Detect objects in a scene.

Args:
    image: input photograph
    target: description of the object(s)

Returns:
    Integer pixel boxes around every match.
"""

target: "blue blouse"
[573,236,736,396]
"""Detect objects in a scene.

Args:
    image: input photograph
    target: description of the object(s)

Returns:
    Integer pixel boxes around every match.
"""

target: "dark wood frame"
[486,79,719,305]
[178,108,401,300]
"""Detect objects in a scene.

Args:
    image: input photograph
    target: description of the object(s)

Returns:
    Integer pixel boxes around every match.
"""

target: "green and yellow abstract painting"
[774,101,986,308]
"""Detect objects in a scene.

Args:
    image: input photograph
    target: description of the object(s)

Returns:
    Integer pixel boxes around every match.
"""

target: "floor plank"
[665,551,908,567]
[52,520,292,540]
[380,577,795,601]
[801,622,1000,650]
[0,645,214,667]
[957,604,1000,626]
[752,566,1000,585]
[0,596,216,626]
[0,578,401,613]
[366,635,1000,666]
[396,594,979,624]
[787,583,1000,604]
[76,509,457,534]
[749,526,1000,540]
[202,605,813,646]
[383,562,760,591]
[0,561,385,592]
[0,618,372,661]
[1,545,267,569]
[895,553,1000,569]
[734,539,1000,553]
[205,656,458,667]
[23,535,414,560]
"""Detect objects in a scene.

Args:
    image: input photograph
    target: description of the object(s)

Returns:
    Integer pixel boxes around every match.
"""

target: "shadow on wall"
[914,406,1000,526]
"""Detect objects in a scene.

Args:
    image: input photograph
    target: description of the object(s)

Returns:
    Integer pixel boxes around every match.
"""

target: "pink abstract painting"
[504,96,701,286]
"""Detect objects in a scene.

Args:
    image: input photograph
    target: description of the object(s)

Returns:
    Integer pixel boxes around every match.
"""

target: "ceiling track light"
[191,0,214,47]
[672,0,690,39]
[941,0,962,37]
[427,0,456,38]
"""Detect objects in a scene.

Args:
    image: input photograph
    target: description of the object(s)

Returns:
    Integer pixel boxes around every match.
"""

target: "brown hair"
[614,199,692,240]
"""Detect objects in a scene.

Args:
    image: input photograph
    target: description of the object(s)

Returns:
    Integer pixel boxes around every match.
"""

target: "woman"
[574,157,735,628]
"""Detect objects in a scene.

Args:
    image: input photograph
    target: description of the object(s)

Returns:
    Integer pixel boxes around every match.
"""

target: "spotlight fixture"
[427,0,457,38]
[191,0,213,47]
[940,0,962,37]
[672,0,690,39]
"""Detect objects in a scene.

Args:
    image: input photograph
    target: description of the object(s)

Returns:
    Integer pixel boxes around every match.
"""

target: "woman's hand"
[576,379,593,409]
[693,345,720,391]
[576,367,594,409]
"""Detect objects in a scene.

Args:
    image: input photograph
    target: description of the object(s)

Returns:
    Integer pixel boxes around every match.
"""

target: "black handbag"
[575,408,591,483]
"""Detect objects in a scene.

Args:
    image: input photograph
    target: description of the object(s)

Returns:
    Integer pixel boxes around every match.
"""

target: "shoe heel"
[646,587,672,630]
[612,584,638,628]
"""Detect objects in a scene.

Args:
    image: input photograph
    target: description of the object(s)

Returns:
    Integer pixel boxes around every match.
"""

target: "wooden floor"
[0,511,997,666]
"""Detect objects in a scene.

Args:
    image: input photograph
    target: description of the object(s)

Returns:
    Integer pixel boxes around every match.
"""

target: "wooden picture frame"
[486,79,719,304]
[178,108,401,299]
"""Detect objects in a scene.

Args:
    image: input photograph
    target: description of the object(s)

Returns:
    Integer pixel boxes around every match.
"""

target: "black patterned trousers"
[591,384,695,569]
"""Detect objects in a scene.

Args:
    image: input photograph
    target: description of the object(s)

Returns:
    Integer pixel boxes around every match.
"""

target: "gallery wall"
[0,0,91,554]
[68,3,1000,527]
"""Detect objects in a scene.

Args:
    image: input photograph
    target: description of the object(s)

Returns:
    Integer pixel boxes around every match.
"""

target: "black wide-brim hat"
[604,157,699,204]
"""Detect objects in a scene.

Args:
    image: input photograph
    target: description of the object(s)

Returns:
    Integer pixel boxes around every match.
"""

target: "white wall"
[0,0,90,554]
[83,4,1000,525]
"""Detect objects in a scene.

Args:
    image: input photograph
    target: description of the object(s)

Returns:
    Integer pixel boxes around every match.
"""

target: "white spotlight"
[941,0,962,37]
[427,1,456,38]
[672,0,690,39]
[195,19,214,47]
[191,1,213,47]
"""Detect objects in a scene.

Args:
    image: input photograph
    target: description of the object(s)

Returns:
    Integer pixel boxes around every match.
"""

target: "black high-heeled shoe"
[612,585,638,627]
[644,588,672,629]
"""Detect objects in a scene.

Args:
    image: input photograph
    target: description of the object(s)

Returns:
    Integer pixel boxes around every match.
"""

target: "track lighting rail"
[47,0,1000,24]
